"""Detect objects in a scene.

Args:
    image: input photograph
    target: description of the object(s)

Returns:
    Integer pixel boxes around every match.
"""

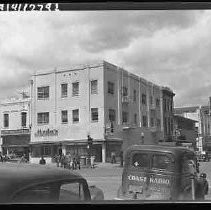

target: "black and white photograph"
[1,2,211,204]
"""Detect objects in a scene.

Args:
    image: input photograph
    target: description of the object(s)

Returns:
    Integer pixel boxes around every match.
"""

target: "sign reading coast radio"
[34,129,58,137]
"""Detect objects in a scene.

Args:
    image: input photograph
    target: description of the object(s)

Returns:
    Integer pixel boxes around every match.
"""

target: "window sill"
[37,123,49,126]
[91,120,99,123]
[61,122,68,124]
[37,98,49,100]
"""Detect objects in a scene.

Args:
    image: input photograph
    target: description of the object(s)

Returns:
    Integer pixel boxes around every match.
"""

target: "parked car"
[116,144,208,201]
[0,162,104,203]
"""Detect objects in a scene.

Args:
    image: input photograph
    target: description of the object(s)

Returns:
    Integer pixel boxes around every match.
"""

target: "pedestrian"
[196,173,209,200]
[120,150,123,167]
[76,154,81,170]
[60,154,65,168]
[72,157,77,170]
[39,155,46,165]
[91,156,95,169]
[65,153,72,169]
[19,154,28,163]
[111,152,116,164]
[54,154,60,167]
[0,152,3,163]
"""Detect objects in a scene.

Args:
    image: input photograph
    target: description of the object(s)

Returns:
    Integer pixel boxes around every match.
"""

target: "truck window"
[152,154,173,171]
[131,153,149,168]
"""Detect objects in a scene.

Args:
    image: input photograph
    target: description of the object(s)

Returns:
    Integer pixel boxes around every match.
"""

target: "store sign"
[34,129,58,137]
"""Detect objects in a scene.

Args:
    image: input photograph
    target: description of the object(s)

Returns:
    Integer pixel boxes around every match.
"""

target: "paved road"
[77,163,123,200]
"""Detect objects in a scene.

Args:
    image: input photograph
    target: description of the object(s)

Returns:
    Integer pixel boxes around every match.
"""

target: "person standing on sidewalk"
[119,150,123,167]
[111,152,116,164]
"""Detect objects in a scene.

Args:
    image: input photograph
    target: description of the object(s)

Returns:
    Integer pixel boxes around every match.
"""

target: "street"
[77,162,211,201]
[77,163,123,200]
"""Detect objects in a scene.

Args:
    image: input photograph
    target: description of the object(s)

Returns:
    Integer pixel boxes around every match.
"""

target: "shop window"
[109,109,116,122]
[122,111,128,124]
[37,86,49,100]
[61,83,68,98]
[61,110,68,124]
[91,80,98,94]
[21,112,27,127]
[72,109,79,123]
[108,82,114,95]
[91,108,98,122]
[72,82,79,96]
[43,146,51,156]
[37,112,49,125]
[4,113,9,128]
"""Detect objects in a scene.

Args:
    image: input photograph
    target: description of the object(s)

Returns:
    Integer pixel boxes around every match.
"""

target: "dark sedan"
[0,162,104,203]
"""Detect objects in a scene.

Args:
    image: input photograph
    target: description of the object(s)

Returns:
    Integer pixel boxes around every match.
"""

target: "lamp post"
[141,132,144,144]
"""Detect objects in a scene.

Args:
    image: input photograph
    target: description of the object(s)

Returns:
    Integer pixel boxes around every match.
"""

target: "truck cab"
[116,145,208,200]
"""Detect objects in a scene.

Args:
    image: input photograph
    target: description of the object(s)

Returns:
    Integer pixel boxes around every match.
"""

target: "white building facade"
[29,61,175,163]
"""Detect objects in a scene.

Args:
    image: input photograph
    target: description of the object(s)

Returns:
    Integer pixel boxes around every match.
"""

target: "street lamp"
[141,132,144,144]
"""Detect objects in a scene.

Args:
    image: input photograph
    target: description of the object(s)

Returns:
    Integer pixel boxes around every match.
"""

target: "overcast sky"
[0,10,211,107]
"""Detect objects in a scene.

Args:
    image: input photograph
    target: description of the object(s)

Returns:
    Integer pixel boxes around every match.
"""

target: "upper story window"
[142,115,148,127]
[61,110,68,124]
[72,109,79,123]
[61,83,68,98]
[142,94,147,105]
[157,118,161,127]
[91,108,98,122]
[133,90,137,102]
[91,80,98,95]
[150,117,154,127]
[37,86,49,100]
[3,113,9,128]
[72,82,79,96]
[108,82,114,95]
[123,86,128,96]
[109,109,116,122]
[156,98,160,107]
[122,111,128,124]
[21,112,27,127]
[37,112,49,125]
[150,96,153,105]
[134,113,137,125]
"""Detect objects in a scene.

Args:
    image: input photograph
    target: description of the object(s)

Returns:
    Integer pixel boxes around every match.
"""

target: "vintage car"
[0,162,104,203]
[116,144,208,201]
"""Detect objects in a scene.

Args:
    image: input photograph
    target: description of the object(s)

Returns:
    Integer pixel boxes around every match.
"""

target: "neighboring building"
[174,102,211,152]
[160,87,175,142]
[0,96,31,160]
[29,60,175,164]
[173,115,197,150]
